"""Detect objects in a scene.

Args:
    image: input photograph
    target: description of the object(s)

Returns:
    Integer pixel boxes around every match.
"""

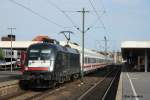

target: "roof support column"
[145,49,148,72]
[138,56,141,71]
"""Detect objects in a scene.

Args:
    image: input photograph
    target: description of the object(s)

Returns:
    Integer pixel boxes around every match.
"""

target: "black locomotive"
[20,43,81,88]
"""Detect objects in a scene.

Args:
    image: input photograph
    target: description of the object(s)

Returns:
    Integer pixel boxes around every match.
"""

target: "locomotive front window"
[40,49,51,60]
[28,49,52,60]
[29,49,39,60]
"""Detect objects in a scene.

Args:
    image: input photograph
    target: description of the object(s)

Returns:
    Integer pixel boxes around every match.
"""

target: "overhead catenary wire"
[46,0,80,30]
[88,0,109,34]
[92,0,106,14]
[88,0,106,29]
[87,0,106,29]
[88,10,106,30]
[9,0,64,28]
[98,0,106,13]
[45,0,105,33]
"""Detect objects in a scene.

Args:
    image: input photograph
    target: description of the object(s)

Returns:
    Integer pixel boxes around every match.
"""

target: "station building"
[121,41,150,72]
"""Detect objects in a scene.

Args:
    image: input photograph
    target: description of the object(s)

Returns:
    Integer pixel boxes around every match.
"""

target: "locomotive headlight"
[49,60,54,72]
[25,67,28,71]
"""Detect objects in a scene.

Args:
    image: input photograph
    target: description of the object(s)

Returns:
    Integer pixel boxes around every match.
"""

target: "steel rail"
[102,69,120,100]
[77,69,115,100]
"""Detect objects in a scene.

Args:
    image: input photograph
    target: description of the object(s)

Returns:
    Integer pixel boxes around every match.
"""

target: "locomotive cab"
[24,43,55,72]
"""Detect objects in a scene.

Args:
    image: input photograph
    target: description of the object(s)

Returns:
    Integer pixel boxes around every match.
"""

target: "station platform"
[0,71,22,82]
[116,70,150,100]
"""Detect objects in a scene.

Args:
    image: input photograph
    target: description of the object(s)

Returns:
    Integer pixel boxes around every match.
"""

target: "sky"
[0,0,150,52]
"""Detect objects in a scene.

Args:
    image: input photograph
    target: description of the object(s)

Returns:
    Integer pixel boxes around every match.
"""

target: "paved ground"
[0,71,22,82]
[122,72,150,100]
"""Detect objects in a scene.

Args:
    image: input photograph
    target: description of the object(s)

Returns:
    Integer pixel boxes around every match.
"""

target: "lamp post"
[8,27,16,72]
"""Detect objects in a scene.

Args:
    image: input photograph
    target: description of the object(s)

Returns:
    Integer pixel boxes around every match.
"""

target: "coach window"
[100,59,102,63]
[90,58,92,63]
[101,59,103,63]
[91,58,93,63]
[99,59,101,63]
[102,59,104,63]
[88,58,90,63]
[96,59,98,63]
[87,58,89,63]
[87,57,89,63]
[84,57,87,64]
[94,58,96,63]
[97,59,99,63]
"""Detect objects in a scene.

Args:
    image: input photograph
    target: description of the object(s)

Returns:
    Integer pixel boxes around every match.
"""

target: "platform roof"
[121,41,150,48]
[121,41,150,59]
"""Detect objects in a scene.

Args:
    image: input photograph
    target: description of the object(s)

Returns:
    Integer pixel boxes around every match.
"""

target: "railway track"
[1,65,121,100]
[78,67,121,100]
[3,83,66,100]
[0,80,22,99]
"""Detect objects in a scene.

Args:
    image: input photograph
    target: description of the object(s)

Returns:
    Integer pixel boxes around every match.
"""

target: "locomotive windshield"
[29,49,39,60]
[29,49,51,60]
[41,49,51,60]
[26,45,54,68]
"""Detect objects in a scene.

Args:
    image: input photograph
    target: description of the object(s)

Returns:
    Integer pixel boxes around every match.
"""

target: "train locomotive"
[20,43,81,88]
[20,42,113,88]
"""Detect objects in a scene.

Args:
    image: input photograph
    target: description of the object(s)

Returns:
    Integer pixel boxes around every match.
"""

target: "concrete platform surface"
[0,71,22,82]
[116,72,150,100]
